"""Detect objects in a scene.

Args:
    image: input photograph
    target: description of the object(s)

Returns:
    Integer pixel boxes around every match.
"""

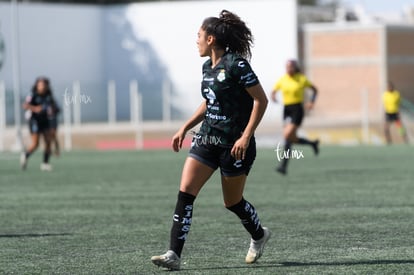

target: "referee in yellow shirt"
[383,81,408,144]
[271,60,319,175]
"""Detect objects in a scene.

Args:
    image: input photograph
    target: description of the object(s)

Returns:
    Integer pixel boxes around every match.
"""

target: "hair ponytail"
[201,10,253,60]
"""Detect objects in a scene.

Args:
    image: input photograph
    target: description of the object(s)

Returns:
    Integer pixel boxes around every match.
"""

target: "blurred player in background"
[151,10,270,270]
[21,77,54,171]
[383,81,409,144]
[271,60,319,175]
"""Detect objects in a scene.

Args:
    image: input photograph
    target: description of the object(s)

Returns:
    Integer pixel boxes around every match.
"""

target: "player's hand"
[231,135,250,160]
[305,102,314,111]
[270,92,278,103]
[172,128,186,152]
[32,106,42,113]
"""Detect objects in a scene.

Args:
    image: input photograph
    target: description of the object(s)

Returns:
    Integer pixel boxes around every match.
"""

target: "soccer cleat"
[312,139,320,156]
[20,153,28,170]
[40,163,52,172]
[151,250,180,270]
[245,227,271,264]
[275,166,287,175]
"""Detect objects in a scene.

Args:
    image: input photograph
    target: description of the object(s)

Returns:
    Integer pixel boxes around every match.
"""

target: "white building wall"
[0,0,297,122]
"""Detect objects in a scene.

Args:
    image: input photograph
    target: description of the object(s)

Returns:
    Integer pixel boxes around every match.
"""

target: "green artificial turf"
[0,145,413,274]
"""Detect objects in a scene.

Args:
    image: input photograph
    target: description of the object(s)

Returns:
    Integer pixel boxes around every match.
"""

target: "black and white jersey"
[197,52,260,147]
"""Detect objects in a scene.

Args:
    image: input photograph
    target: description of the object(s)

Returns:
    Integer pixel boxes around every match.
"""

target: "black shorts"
[284,103,304,126]
[189,136,256,177]
[49,117,58,130]
[29,118,49,134]
[385,113,400,122]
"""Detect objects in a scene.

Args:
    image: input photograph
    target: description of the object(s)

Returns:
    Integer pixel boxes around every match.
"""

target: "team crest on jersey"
[217,69,226,82]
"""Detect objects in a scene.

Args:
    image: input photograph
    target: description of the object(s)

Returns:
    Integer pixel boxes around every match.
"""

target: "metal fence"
[0,78,177,151]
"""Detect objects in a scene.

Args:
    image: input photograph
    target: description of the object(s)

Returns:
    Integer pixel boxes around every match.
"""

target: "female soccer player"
[271,60,319,175]
[383,81,409,144]
[151,10,271,270]
[21,77,54,171]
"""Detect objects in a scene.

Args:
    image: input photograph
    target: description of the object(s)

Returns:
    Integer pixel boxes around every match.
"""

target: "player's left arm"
[305,84,318,110]
[231,84,268,160]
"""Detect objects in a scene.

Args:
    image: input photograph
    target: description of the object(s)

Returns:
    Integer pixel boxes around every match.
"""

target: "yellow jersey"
[383,90,401,114]
[273,73,313,105]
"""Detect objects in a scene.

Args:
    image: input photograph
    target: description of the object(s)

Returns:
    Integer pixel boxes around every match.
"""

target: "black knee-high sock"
[43,152,50,164]
[227,198,264,240]
[25,152,32,159]
[297,137,314,146]
[280,141,291,169]
[169,191,196,257]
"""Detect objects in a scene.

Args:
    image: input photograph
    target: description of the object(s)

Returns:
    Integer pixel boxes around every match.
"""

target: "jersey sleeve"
[302,75,313,88]
[28,94,36,105]
[25,94,33,104]
[230,58,259,88]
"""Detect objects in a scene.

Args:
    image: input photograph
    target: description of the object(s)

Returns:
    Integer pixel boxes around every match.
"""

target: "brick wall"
[311,31,380,57]
[386,26,414,102]
[304,25,384,121]
[311,65,381,118]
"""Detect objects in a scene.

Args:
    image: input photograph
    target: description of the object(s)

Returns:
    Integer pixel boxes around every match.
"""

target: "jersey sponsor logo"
[205,87,217,104]
[206,112,227,121]
[208,105,219,111]
[203,77,215,81]
[217,69,226,82]
[238,61,246,68]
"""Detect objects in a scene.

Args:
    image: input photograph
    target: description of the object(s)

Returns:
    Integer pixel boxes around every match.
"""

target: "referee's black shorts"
[385,112,400,122]
[189,136,256,177]
[283,103,304,126]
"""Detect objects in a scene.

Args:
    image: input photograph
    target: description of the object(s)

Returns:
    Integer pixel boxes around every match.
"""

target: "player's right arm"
[172,101,207,152]
[23,104,42,113]
[22,96,42,113]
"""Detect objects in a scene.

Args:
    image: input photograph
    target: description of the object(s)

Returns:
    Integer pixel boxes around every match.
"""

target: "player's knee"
[283,131,293,141]
[33,141,40,148]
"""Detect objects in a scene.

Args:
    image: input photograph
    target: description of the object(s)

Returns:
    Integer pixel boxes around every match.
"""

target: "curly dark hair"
[201,10,254,60]
[31,77,60,113]
[32,77,52,95]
